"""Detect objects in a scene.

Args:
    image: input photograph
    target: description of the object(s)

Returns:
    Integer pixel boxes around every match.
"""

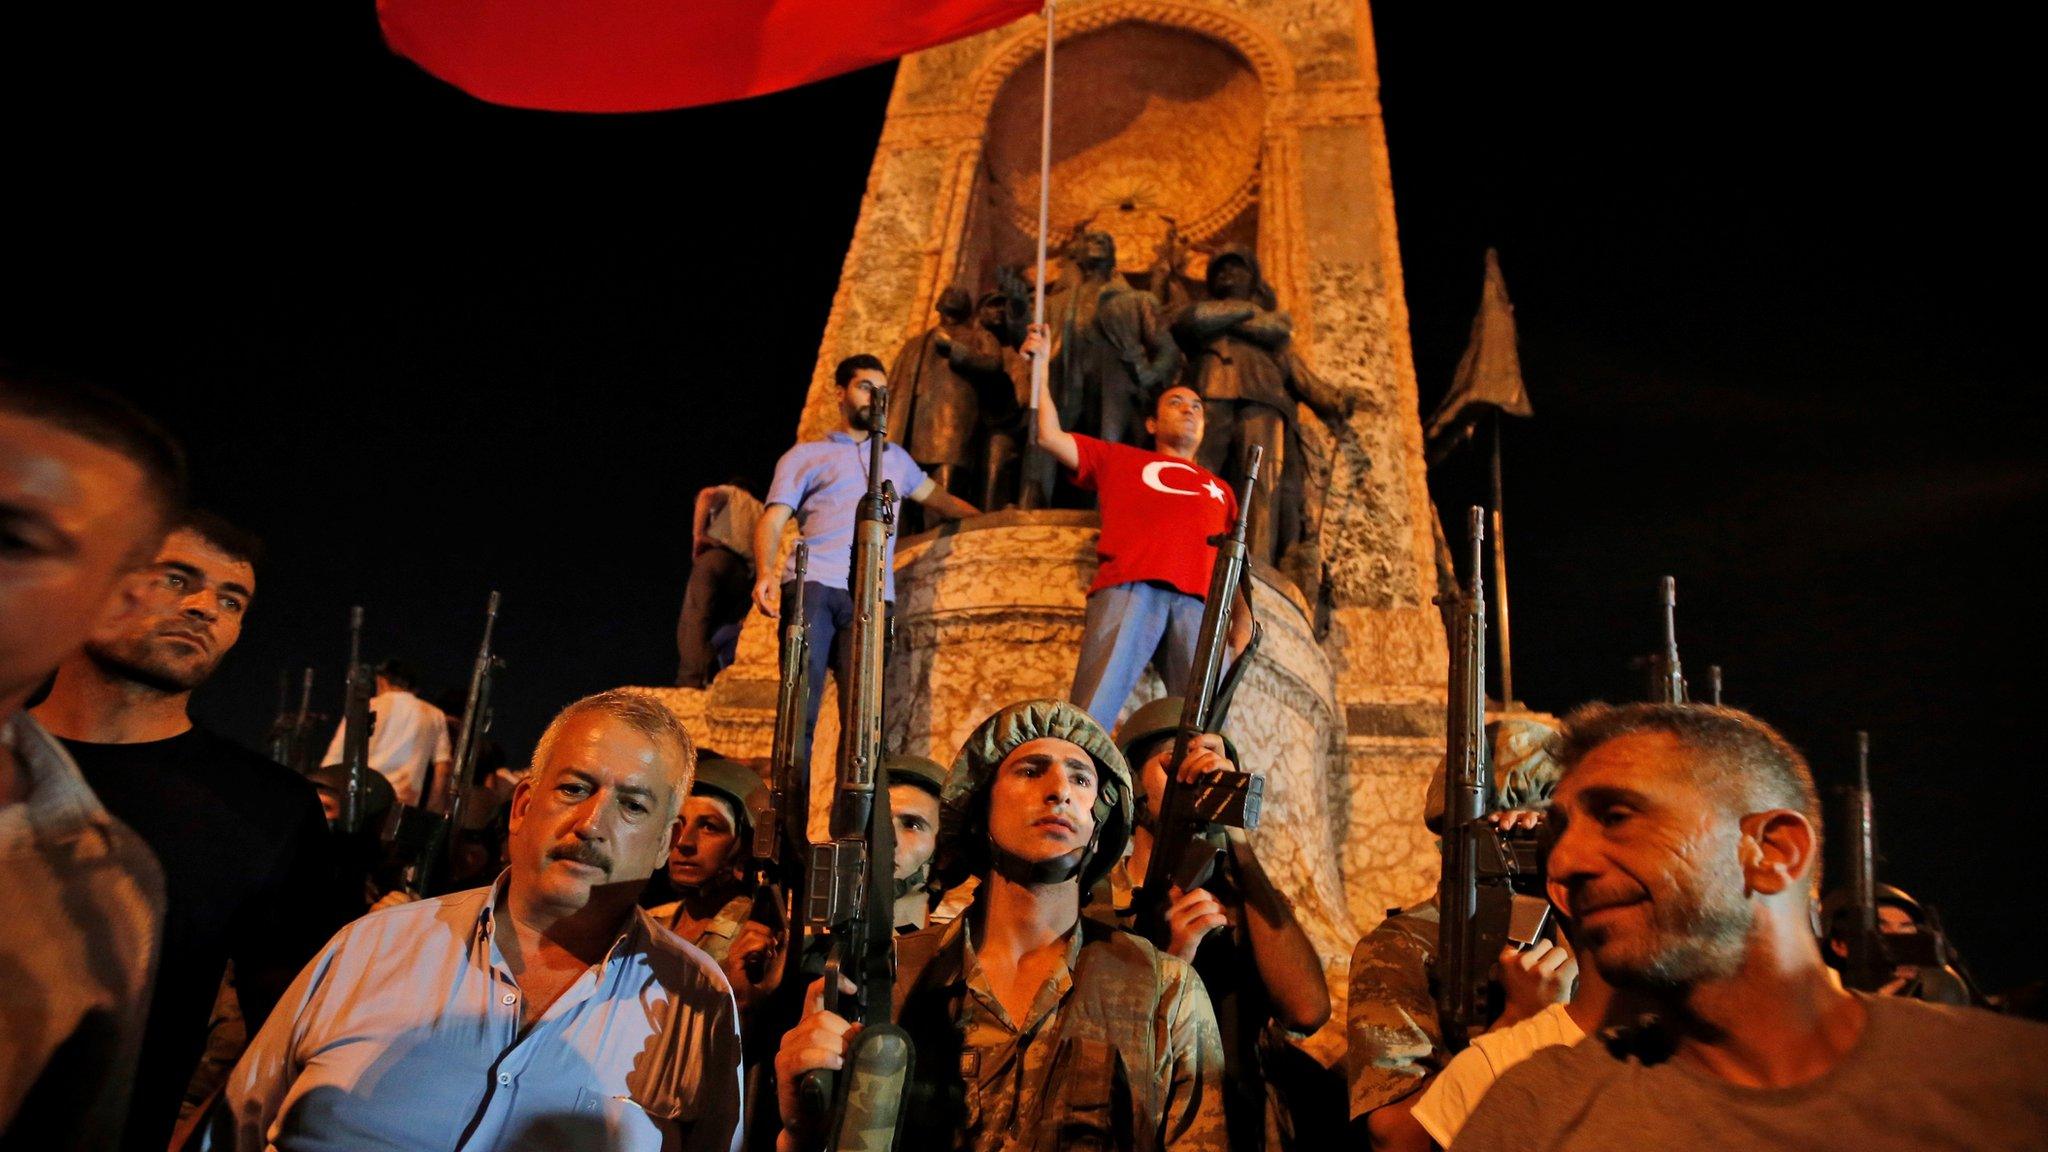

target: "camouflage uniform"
[1344,900,1443,1120]
[894,908,1226,1152]
[896,698,1229,1152]
[1346,716,1565,1121]
[648,892,756,964]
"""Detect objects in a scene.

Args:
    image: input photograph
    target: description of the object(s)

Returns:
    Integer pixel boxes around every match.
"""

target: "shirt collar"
[2,713,114,844]
[474,870,645,973]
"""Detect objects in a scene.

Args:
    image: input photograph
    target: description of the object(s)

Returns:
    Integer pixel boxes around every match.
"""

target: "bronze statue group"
[3,262,2045,1152]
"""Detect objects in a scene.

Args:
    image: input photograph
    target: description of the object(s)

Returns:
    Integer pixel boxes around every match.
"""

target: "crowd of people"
[3,352,2044,1152]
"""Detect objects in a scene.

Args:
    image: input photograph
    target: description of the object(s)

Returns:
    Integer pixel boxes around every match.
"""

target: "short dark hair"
[1552,702,1823,887]
[834,354,886,389]
[375,658,419,690]
[170,509,264,570]
[0,367,188,521]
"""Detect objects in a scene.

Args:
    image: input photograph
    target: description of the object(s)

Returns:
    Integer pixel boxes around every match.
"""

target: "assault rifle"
[399,592,502,898]
[337,607,377,835]
[1136,446,1266,940]
[1646,576,1688,703]
[1834,732,1951,991]
[1434,507,1550,1052]
[749,542,811,984]
[793,385,913,1150]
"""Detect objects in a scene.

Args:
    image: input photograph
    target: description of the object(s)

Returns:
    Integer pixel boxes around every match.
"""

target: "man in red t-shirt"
[1029,326,1252,725]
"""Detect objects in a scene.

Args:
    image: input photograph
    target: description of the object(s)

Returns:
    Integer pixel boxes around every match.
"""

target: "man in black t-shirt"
[32,510,342,1152]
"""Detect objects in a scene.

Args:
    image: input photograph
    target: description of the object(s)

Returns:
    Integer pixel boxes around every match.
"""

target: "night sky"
[4,8,2038,989]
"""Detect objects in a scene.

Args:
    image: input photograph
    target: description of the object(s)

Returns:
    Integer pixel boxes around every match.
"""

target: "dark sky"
[4,7,2038,989]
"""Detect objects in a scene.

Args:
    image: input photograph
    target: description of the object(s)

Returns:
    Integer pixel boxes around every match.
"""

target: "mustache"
[549,841,613,872]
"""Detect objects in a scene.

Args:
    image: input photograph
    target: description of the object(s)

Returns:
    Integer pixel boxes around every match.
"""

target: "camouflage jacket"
[1344,900,1443,1120]
[893,910,1227,1152]
[648,891,755,965]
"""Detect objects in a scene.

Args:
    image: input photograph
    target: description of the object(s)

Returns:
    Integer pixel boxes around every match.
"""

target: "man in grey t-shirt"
[1454,702,2047,1152]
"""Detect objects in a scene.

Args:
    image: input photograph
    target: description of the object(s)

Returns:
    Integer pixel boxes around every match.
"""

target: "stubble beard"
[1596,868,1754,990]
[85,635,215,695]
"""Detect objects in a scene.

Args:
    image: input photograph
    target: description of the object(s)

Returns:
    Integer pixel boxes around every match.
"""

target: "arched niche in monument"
[963,19,1265,292]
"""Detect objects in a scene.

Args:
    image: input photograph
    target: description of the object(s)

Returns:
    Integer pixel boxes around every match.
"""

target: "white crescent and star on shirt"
[1140,460,1228,503]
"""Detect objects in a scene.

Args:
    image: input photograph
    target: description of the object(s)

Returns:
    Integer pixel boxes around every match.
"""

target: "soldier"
[773,699,1226,1152]
[648,758,783,1011]
[946,288,1034,511]
[1346,718,1572,1152]
[1172,247,1351,566]
[1822,883,1973,1005]
[1455,703,2048,1151]
[1045,230,1180,450]
[889,288,985,510]
[885,754,946,933]
[1112,698,1334,1152]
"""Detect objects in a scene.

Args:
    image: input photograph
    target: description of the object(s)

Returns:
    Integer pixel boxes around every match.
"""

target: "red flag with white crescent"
[377,0,1040,113]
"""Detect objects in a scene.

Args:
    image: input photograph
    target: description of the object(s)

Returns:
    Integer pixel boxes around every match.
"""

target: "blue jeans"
[777,581,892,767]
[1070,582,1208,727]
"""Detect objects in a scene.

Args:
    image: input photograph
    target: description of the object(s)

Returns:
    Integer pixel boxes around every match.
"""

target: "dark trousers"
[777,580,894,768]
[675,546,752,687]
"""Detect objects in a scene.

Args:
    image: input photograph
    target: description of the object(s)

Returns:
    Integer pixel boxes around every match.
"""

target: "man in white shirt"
[319,658,450,806]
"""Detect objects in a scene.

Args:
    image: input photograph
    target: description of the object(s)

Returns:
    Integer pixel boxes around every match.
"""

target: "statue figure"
[888,287,983,505]
[1173,246,1352,568]
[944,283,1034,510]
[1045,230,1181,451]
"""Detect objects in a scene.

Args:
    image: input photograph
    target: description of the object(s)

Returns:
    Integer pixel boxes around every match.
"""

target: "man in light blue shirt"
[751,353,979,759]
[220,690,744,1152]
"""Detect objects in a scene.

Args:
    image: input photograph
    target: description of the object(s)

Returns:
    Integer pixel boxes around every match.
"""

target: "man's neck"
[504,881,638,972]
[1663,927,1865,1089]
[1154,439,1200,464]
[679,876,746,921]
[32,658,192,744]
[841,425,873,443]
[977,869,1081,962]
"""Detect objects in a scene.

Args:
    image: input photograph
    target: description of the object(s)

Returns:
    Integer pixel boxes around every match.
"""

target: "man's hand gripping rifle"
[1434,508,1551,1053]
[1136,445,1267,941]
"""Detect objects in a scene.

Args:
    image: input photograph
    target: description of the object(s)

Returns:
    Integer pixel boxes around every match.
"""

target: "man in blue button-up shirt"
[220,690,744,1152]
[751,353,980,761]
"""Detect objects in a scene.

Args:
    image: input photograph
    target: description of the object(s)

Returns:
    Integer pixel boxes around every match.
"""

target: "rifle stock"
[1137,445,1265,938]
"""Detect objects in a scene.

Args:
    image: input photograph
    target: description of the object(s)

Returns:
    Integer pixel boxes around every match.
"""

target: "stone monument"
[665,0,1444,1067]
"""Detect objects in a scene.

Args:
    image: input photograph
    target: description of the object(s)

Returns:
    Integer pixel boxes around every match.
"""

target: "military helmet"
[884,753,948,799]
[937,699,1134,890]
[691,758,766,841]
[1114,697,1241,771]
[1422,717,1564,833]
[1820,883,1929,934]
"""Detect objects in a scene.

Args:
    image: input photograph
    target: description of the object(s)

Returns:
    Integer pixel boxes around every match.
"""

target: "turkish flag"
[377,0,1039,113]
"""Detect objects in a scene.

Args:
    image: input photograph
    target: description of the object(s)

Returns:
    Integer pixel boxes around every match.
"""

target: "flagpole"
[1490,412,1515,710]
[1024,3,1054,485]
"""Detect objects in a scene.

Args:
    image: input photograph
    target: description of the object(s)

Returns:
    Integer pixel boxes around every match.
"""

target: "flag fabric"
[1425,248,1533,444]
[377,0,1041,113]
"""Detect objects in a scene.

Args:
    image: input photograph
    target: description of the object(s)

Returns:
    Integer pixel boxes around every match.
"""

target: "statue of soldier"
[1046,230,1181,452]
[943,285,1034,511]
[889,287,985,507]
[1172,247,1352,566]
